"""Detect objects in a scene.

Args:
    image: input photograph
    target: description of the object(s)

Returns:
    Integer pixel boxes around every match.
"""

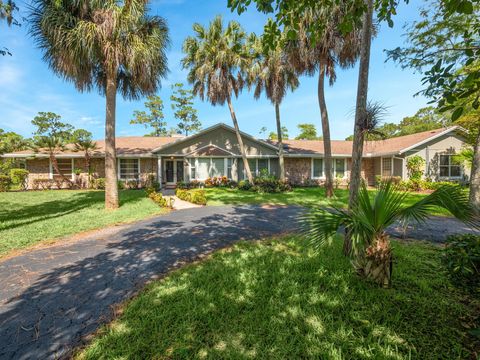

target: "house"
[1,123,469,189]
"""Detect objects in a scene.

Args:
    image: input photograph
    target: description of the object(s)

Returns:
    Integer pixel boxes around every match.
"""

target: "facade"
[1,123,469,189]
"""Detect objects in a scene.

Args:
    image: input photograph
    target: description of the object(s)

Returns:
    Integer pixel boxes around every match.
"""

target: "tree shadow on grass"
[0,190,145,232]
[79,238,474,359]
[0,205,301,359]
[0,204,473,359]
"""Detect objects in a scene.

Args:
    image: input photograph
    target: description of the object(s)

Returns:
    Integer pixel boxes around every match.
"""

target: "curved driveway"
[0,204,477,359]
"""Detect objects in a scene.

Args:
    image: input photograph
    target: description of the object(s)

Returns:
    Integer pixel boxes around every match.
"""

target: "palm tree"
[287,6,362,197]
[182,16,254,183]
[30,0,169,209]
[349,0,374,209]
[71,129,98,187]
[301,181,479,287]
[247,31,299,181]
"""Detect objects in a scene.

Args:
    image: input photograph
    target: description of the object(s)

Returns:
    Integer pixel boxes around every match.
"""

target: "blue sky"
[0,0,428,141]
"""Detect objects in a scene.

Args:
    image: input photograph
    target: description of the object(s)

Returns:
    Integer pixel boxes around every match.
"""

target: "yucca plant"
[301,181,479,287]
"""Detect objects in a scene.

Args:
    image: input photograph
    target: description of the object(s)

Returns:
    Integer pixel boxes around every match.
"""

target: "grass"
[0,190,167,257]
[77,236,479,359]
[205,187,451,216]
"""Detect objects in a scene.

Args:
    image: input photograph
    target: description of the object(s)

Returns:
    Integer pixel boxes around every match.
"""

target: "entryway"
[164,159,184,186]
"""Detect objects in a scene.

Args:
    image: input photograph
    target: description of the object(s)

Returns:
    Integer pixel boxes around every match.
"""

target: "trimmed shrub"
[9,168,29,190]
[93,178,106,189]
[442,234,480,294]
[238,180,252,191]
[148,191,168,207]
[175,188,207,205]
[0,174,11,192]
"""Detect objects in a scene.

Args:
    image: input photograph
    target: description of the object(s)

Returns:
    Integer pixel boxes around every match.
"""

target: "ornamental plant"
[406,155,425,181]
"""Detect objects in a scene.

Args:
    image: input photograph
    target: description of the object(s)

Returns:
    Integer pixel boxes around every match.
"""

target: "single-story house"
[1,123,469,189]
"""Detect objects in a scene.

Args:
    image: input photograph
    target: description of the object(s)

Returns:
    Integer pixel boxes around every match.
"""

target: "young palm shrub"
[301,181,479,287]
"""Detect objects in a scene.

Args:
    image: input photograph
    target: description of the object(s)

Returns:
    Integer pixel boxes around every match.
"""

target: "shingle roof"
[9,136,178,157]
[278,127,457,156]
[3,127,461,158]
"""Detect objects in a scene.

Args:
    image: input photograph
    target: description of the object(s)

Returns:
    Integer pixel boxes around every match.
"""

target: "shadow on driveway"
[0,205,302,359]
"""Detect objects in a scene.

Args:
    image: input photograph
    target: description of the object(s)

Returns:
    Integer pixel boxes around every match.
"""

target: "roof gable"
[153,123,279,156]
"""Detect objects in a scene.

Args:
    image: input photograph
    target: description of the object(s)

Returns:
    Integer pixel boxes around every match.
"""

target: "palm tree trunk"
[275,102,285,181]
[345,0,373,255]
[105,71,119,210]
[227,94,254,183]
[318,62,334,198]
[470,130,480,214]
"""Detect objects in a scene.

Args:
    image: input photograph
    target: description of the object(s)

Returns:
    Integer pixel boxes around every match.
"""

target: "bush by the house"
[176,180,206,189]
[237,179,252,191]
[9,168,29,190]
[396,179,461,192]
[0,174,11,192]
[175,188,207,205]
[146,188,173,208]
[32,178,55,190]
[406,155,425,181]
[205,176,231,187]
[442,234,480,294]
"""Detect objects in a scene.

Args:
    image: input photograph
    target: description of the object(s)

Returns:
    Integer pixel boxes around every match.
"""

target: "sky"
[0,0,429,141]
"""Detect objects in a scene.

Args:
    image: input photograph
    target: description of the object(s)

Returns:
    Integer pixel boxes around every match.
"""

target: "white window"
[119,159,140,180]
[312,159,323,178]
[189,159,196,180]
[439,154,461,178]
[243,158,271,177]
[210,158,225,177]
[335,159,345,178]
[382,157,392,177]
[227,158,233,179]
[197,158,210,179]
[52,158,73,180]
[311,158,346,179]
[191,158,230,180]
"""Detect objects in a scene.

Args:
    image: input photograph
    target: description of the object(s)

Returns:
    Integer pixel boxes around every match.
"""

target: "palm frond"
[299,206,350,253]
[399,185,480,230]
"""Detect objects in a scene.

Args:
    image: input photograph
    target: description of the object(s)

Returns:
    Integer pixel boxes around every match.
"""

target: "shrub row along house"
[1,123,469,189]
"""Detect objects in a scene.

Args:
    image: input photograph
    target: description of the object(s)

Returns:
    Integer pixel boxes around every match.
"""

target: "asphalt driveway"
[0,205,301,359]
[0,204,477,359]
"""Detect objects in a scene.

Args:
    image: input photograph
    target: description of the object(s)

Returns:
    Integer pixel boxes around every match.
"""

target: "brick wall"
[284,158,311,185]
[24,157,159,189]
[346,158,375,186]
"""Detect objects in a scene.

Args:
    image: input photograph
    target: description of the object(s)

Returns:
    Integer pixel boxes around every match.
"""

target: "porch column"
[157,156,162,189]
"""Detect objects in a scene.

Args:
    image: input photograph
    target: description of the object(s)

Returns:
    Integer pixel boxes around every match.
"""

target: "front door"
[165,160,174,183]
[176,160,184,182]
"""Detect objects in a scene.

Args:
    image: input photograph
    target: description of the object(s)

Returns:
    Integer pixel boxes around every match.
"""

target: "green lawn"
[205,187,451,216]
[0,190,167,257]
[77,236,479,359]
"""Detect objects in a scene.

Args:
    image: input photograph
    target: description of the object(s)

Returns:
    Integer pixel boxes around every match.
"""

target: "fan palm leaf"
[29,0,169,209]
[301,180,479,286]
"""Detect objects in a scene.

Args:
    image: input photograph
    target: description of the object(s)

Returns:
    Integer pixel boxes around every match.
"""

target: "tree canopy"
[170,83,201,136]
[268,126,289,140]
[295,123,322,140]
[0,129,28,154]
[131,95,168,137]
